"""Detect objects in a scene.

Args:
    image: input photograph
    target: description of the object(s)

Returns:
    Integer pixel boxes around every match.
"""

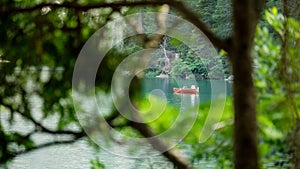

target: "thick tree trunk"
[292,120,300,169]
[231,0,265,168]
[231,41,258,169]
[231,49,258,169]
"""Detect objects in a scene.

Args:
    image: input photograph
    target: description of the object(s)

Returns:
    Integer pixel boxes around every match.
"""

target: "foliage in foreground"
[0,0,299,168]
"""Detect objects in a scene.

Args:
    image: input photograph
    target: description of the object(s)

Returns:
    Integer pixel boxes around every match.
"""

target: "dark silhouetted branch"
[1,102,84,137]
[3,1,167,13]
[128,111,193,169]
[169,1,231,52]
[2,0,229,52]
[14,134,85,156]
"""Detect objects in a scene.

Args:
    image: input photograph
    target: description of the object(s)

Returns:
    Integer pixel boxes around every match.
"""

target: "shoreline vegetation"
[145,72,233,81]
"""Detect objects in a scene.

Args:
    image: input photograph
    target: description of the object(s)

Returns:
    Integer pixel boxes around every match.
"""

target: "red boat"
[173,87,199,94]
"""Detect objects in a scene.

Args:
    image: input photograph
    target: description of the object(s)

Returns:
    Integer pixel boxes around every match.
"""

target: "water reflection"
[174,93,199,110]
[142,77,232,106]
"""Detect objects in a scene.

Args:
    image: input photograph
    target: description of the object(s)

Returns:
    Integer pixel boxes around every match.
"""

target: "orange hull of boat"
[173,88,198,94]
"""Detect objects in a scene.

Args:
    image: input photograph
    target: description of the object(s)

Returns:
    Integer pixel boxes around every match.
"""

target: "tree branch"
[3,1,167,13]
[1,102,84,137]
[14,134,85,156]
[169,1,231,52]
[23,112,84,136]
[2,0,229,52]
[126,7,193,167]
[0,102,86,162]
[128,113,192,169]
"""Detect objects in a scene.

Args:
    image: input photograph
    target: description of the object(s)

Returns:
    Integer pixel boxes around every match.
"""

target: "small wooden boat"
[173,87,199,94]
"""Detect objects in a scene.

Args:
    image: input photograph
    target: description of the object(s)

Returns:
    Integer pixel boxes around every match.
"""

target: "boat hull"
[173,88,198,94]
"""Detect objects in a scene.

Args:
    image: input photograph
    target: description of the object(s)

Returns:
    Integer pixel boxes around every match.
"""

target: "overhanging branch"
[3,1,168,13]
[170,1,231,52]
[128,113,192,169]
[14,134,85,156]
[1,102,84,137]
[2,0,230,52]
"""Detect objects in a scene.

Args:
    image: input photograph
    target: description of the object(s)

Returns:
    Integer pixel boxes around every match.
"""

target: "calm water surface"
[142,78,232,104]
[8,78,232,169]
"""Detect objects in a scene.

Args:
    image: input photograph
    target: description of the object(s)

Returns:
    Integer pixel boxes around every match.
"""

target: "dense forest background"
[0,0,300,169]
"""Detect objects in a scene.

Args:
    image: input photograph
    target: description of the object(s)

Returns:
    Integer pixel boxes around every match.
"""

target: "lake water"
[142,78,232,105]
[7,78,232,169]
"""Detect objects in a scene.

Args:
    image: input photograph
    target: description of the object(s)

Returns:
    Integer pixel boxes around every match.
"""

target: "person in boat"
[182,85,187,89]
